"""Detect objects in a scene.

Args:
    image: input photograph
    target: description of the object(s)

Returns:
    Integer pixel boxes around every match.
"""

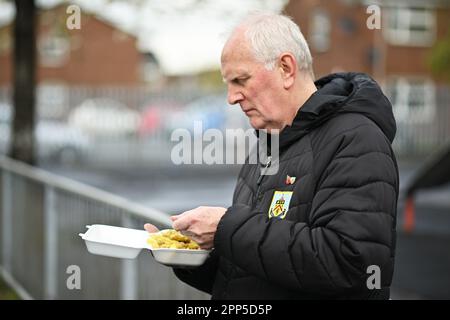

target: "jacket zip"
[253,156,272,206]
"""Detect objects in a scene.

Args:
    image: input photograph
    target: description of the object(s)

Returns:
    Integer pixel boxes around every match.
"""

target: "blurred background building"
[0,0,448,164]
[285,0,450,156]
[0,0,449,300]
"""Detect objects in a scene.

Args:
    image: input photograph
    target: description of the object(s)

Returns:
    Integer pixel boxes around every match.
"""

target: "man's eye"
[235,78,248,85]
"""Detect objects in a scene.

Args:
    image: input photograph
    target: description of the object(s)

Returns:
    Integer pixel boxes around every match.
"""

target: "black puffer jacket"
[174,73,399,300]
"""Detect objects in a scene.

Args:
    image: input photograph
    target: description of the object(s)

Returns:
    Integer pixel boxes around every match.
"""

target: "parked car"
[0,102,90,164]
[68,98,140,139]
[36,120,90,163]
[164,95,249,134]
[137,100,182,138]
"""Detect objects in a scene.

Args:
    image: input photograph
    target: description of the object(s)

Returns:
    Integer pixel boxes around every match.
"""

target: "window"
[38,35,70,67]
[310,9,330,52]
[387,78,436,124]
[384,6,436,46]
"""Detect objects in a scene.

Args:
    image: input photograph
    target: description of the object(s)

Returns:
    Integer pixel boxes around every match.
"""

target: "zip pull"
[257,156,272,185]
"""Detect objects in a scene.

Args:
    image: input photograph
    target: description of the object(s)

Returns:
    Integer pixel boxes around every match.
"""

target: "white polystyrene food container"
[79,224,211,267]
[79,224,149,259]
[149,229,211,267]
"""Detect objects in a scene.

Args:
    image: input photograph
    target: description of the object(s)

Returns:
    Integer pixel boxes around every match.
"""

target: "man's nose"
[227,88,244,105]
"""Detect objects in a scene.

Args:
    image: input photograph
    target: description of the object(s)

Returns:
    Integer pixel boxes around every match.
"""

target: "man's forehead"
[221,29,252,61]
[221,58,252,79]
[221,44,248,62]
[221,45,255,79]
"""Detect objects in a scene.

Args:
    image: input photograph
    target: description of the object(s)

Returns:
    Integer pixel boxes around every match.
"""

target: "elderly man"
[145,12,398,299]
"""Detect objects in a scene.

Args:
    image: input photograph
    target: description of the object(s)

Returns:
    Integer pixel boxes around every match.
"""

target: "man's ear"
[279,53,297,89]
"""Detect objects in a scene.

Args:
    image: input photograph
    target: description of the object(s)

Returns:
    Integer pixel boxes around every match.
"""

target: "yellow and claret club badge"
[268,191,293,219]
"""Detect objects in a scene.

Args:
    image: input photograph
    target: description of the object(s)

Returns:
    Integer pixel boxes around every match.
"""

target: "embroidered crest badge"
[268,191,293,219]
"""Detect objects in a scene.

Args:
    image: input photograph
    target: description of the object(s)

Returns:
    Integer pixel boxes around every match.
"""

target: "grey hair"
[236,12,314,79]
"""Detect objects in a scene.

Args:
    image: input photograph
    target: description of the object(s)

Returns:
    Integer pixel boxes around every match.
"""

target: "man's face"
[221,37,285,130]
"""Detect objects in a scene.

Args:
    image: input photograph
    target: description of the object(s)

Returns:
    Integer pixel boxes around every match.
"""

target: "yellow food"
[147,229,200,250]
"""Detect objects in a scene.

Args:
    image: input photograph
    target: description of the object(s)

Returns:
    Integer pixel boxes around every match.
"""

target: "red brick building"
[0,4,163,120]
[284,0,450,81]
[0,4,154,87]
[284,0,450,153]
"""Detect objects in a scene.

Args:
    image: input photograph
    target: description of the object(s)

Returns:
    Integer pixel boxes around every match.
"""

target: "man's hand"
[144,223,159,233]
[171,206,227,250]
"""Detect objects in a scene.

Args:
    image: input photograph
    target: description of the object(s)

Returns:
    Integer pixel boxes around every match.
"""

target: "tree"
[9,0,36,164]
[429,28,450,82]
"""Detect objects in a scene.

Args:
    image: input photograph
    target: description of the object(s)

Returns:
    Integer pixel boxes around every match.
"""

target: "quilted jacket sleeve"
[172,248,219,295]
[214,121,399,294]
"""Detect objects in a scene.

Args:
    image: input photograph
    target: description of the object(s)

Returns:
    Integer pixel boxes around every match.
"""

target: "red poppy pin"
[285,175,296,185]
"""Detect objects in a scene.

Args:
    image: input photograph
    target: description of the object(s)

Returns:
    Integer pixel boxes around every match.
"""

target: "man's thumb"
[144,223,159,233]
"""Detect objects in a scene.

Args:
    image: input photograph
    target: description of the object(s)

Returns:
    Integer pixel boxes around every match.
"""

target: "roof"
[405,141,450,196]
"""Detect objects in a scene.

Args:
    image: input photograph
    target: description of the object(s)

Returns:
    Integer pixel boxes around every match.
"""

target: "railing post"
[2,171,12,273]
[44,186,58,299]
[120,215,137,300]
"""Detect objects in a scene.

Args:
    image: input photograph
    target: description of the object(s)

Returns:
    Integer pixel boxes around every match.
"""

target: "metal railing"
[0,155,210,299]
[2,84,450,166]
